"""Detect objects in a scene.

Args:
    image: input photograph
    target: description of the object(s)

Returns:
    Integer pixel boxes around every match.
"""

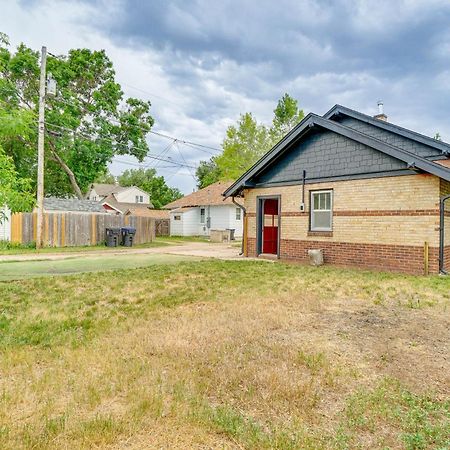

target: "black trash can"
[121,227,136,247]
[105,227,121,247]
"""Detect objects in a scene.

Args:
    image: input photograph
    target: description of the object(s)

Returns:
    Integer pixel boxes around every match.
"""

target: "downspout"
[439,194,450,275]
[232,196,246,255]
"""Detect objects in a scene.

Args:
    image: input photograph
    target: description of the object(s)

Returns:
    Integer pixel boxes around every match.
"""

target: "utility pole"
[36,46,47,249]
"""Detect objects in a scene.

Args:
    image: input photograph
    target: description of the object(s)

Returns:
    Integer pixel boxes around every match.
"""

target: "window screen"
[310,191,332,231]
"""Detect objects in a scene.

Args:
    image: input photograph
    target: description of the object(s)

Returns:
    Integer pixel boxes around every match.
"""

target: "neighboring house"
[40,197,107,213]
[164,181,243,237]
[124,206,169,220]
[0,206,11,241]
[87,183,152,208]
[97,194,164,217]
[223,104,450,275]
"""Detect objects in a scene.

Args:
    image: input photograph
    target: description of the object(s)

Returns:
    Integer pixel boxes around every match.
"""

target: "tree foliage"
[0,36,154,198]
[196,93,304,188]
[0,144,34,219]
[195,158,221,189]
[0,99,35,218]
[118,168,182,209]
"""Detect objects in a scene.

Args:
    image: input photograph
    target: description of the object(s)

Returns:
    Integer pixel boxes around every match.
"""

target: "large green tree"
[270,93,305,144]
[0,34,154,198]
[118,168,182,209]
[196,93,304,188]
[0,145,34,220]
[195,157,221,189]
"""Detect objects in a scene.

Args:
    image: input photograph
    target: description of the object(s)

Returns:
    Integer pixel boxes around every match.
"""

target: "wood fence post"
[44,213,49,247]
[91,214,97,246]
[61,214,66,247]
[18,213,23,244]
[53,213,57,247]
[33,212,37,243]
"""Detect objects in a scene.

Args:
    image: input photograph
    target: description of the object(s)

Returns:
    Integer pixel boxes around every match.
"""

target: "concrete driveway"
[0,241,242,263]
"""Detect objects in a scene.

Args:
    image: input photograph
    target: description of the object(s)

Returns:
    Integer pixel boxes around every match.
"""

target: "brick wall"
[245,174,443,274]
[440,179,450,271]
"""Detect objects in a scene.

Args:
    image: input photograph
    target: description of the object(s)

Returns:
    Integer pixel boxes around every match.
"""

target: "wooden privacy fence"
[155,219,170,236]
[10,212,155,247]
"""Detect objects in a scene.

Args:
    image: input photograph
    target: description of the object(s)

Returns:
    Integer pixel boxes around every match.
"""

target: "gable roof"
[90,183,127,196]
[223,111,450,198]
[102,194,154,213]
[324,104,450,156]
[43,197,106,213]
[164,181,236,209]
[124,205,169,219]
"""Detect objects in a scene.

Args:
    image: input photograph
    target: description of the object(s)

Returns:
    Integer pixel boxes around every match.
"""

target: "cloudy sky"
[2,0,450,193]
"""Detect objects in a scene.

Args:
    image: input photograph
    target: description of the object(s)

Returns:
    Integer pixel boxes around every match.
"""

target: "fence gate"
[155,219,170,236]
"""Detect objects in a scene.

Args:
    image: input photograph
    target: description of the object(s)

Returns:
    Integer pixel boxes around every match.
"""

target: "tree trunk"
[48,144,84,199]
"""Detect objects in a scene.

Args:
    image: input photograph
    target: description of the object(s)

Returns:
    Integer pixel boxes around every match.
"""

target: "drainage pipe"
[439,194,450,275]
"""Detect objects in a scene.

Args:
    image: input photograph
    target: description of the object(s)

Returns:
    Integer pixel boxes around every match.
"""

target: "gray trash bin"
[121,227,136,247]
[105,228,121,247]
[226,228,236,240]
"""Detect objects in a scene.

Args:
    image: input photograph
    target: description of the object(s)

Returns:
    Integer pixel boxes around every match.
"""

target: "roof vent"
[374,101,388,121]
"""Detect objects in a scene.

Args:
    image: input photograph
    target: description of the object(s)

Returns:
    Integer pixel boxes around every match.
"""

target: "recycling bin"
[105,227,121,247]
[121,227,136,247]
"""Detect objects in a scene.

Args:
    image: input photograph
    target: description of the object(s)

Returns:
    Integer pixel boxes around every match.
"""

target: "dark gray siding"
[255,129,407,185]
[336,116,442,159]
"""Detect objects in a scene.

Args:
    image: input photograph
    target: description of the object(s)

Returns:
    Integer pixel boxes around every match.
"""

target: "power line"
[44,120,197,169]
[174,140,196,183]
[113,158,194,177]
[47,95,221,154]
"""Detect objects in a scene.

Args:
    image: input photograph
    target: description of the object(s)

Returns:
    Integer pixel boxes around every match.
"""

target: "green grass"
[0,260,449,448]
[0,239,170,255]
[0,253,199,281]
[343,378,450,449]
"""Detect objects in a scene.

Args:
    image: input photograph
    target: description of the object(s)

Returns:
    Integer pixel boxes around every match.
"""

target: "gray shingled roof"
[223,111,450,198]
[43,197,106,213]
[90,183,127,196]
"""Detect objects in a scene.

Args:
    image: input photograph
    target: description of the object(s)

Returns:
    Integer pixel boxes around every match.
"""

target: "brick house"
[223,105,450,274]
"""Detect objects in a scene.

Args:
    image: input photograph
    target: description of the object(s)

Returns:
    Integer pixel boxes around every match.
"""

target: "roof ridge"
[324,104,450,154]
[223,113,450,198]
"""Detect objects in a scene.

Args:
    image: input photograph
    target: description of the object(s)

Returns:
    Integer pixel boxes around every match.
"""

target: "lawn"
[0,239,170,255]
[0,253,200,281]
[0,261,449,449]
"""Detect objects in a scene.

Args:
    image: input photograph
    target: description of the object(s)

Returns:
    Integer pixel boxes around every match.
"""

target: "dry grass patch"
[0,261,449,449]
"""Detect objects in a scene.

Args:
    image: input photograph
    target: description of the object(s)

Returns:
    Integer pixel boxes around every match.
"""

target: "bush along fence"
[10,212,155,247]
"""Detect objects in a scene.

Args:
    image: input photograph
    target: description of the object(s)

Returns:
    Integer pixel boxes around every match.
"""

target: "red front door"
[262,198,279,254]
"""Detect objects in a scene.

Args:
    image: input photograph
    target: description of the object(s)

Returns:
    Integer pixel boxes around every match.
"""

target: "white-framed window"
[174,215,181,221]
[200,208,205,224]
[140,195,143,203]
[135,195,139,203]
[310,190,333,231]
[236,207,241,220]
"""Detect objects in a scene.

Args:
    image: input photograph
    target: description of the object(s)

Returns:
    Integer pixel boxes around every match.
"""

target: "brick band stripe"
[246,209,445,218]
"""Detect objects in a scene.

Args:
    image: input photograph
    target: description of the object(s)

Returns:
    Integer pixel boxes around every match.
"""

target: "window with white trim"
[236,207,241,220]
[310,190,333,231]
[200,208,206,224]
[174,215,181,221]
